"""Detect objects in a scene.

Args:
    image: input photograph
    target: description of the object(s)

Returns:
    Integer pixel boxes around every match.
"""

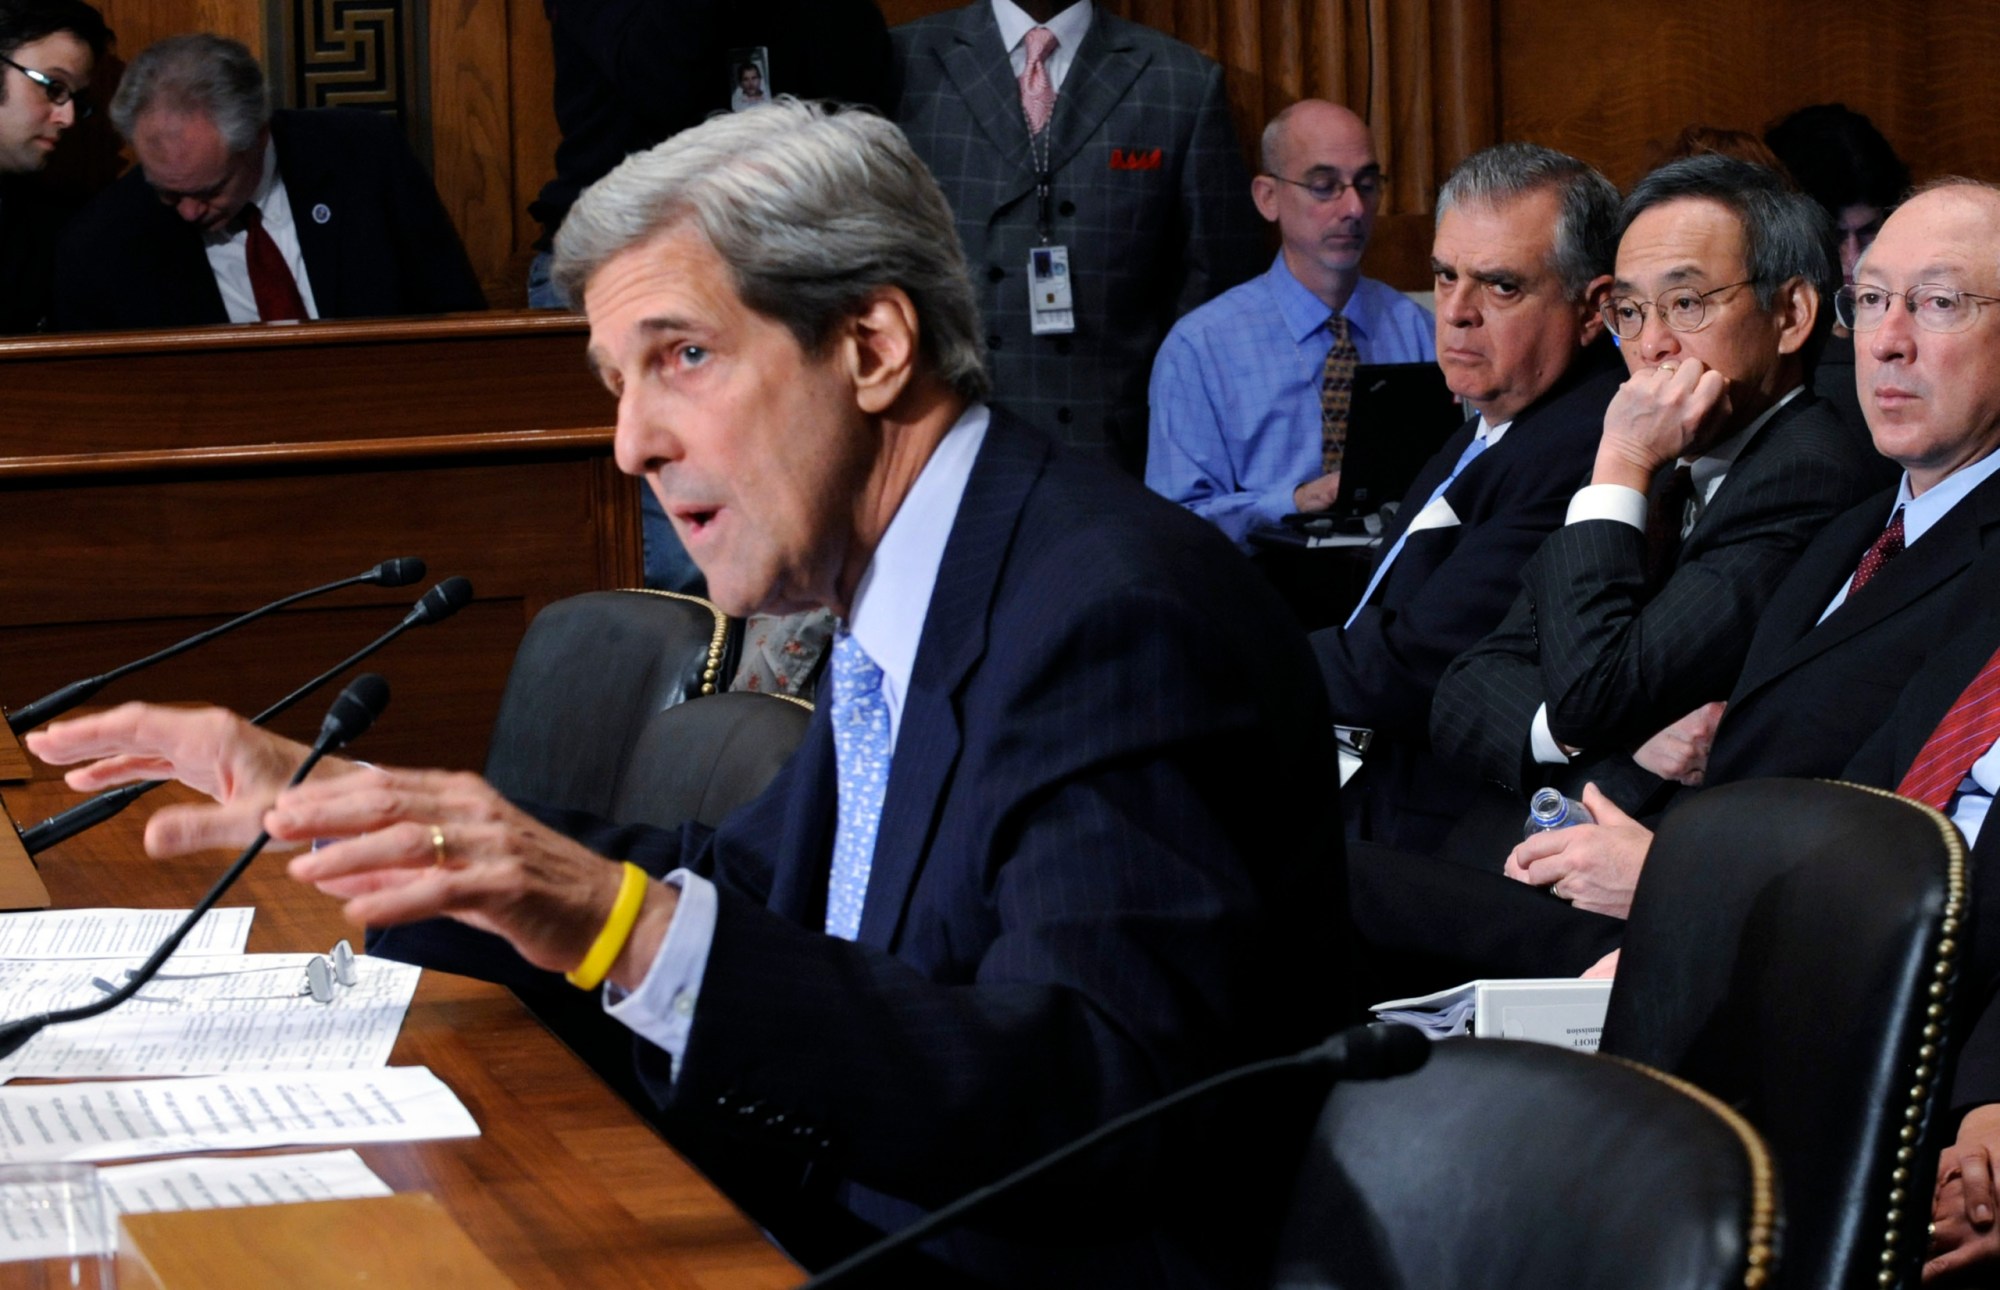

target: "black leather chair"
[482,589,737,817]
[1270,1037,1778,1289]
[609,689,814,829]
[1601,779,1971,1290]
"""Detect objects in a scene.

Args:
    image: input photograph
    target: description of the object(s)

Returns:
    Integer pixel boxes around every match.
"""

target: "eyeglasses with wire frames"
[87,939,360,1006]
[1263,169,1387,205]
[1599,279,1758,340]
[1836,283,2000,334]
[0,54,91,120]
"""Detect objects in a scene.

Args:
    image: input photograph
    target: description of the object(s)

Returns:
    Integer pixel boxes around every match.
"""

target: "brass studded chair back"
[1602,779,1968,1290]
[1272,1037,1778,1290]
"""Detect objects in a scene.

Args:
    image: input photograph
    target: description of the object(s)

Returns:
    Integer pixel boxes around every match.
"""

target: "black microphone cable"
[800,1022,1430,1288]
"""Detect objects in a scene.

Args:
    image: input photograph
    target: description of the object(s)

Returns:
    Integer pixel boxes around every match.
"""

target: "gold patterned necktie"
[1320,313,1357,475]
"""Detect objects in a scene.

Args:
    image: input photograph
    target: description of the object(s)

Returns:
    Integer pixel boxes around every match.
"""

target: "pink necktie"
[1018,27,1058,134]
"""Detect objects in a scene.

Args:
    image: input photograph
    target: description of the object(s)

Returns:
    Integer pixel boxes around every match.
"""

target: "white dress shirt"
[992,0,1093,92]
[1531,388,1801,765]
[203,137,320,325]
[604,404,993,1074]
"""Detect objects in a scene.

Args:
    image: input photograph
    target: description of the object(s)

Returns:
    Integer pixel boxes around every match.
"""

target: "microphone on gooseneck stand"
[18,578,472,856]
[0,674,391,1063]
[798,1021,1432,1289]
[4,557,426,735]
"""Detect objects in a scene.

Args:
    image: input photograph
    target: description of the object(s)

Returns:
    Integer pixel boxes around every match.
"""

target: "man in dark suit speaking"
[53,32,483,331]
[29,101,1339,1286]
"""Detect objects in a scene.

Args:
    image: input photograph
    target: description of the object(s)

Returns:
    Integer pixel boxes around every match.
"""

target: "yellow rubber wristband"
[566,862,651,991]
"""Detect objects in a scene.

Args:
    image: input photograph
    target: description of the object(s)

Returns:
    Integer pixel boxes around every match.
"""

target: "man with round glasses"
[1147,99,1434,547]
[0,0,107,333]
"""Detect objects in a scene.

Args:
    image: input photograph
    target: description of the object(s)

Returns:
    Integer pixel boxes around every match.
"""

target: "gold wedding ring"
[430,825,448,868]
[1657,361,1680,376]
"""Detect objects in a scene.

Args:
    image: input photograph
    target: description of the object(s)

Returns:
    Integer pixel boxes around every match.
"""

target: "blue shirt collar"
[1264,252,1389,346]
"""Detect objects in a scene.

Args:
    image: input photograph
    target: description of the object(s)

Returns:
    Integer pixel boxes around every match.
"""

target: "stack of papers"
[1371,978,1613,1051]
[0,953,421,1080]
[0,910,480,1235]
[0,1067,479,1164]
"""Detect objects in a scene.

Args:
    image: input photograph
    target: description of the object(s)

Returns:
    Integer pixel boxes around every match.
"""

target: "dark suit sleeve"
[1172,60,1263,316]
[1431,587,1546,791]
[1314,448,1577,743]
[1533,442,1870,751]
[647,580,1335,1208]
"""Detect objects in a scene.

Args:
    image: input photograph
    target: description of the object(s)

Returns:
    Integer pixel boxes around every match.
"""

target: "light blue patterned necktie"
[1343,430,1490,629]
[826,633,892,940]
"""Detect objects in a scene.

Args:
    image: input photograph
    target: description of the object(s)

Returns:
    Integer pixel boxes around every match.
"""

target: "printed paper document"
[0,1067,478,1164]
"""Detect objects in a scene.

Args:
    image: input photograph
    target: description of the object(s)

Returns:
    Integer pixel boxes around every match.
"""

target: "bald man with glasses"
[1427,154,1888,849]
[0,0,108,333]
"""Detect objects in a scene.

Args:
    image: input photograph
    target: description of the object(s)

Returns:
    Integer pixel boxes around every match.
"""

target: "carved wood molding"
[0,428,615,480]
[267,0,433,164]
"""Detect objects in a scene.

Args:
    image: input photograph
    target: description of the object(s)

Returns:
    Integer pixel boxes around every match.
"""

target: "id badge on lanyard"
[1027,164,1075,335]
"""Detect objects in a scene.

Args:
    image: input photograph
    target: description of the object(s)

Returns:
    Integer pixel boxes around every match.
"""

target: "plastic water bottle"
[1523,787,1594,837]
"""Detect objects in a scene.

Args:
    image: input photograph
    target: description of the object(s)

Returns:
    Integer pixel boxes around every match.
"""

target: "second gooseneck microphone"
[17,578,471,856]
[4,558,426,735]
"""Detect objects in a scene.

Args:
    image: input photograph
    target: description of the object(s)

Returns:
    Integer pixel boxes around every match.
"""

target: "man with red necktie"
[53,32,484,331]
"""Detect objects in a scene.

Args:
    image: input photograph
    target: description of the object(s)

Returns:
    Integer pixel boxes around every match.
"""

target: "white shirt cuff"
[1565,484,1648,531]
[603,868,716,1081]
[1530,703,1575,765]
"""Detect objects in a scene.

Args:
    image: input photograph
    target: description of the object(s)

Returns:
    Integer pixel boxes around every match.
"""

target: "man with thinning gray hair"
[28,99,1340,1286]
[53,32,482,330]
[1305,140,1623,855]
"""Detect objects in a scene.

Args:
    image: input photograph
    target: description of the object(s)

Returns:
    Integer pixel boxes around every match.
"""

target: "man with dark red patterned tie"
[52,33,484,331]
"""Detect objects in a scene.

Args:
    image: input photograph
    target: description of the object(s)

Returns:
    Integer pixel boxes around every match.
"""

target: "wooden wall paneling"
[428,0,519,308]
[1490,0,1980,191]
[0,317,635,772]
[95,0,262,58]
[508,0,562,304]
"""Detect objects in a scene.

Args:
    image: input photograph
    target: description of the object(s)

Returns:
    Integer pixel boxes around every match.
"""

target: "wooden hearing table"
[0,772,801,1289]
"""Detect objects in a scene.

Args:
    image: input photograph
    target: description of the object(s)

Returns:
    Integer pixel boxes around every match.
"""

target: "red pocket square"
[1109,147,1163,171]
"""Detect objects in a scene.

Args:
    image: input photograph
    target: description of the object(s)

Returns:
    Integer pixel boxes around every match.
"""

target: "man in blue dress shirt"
[1145,99,1434,550]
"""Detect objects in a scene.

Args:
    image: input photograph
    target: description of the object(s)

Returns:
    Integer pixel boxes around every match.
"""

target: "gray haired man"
[1315,141,1625,856]
[54,32,482,329]
[29,100,1340,1285]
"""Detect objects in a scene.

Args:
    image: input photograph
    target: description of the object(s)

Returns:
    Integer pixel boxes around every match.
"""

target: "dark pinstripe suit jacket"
[516,412,1338,1284]
[1432,393,1889,811]
[892,5,1265,475]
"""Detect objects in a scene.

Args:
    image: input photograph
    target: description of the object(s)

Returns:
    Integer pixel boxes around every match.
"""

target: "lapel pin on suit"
[312,203,331,225]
